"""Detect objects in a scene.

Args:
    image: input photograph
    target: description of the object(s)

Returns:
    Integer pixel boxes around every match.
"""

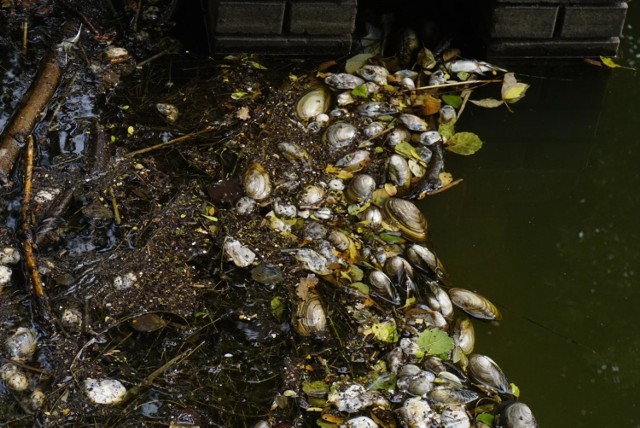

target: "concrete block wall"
[207,0,357,55]
[487,1,628,57]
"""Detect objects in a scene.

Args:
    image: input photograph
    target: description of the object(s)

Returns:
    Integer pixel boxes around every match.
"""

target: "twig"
[21,135,54,326]
[426,178,464,195]
[124,126,217,158]
[109,186,121,225]
[22,18,28,56]
[414,79,501,92]
[455,89,472,122]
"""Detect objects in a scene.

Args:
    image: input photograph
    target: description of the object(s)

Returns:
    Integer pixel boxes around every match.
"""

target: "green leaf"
[501,72,529,104]
[379,232,404,244]
[510,382,520,398]
[249,61,268,70]
[438,122,455,139]
[316,420,338,428]
[302,380,330,397]
[368,372,397,391]
[476,413,494,425]
[351,84,369,98]
[348,202,369,216]
[230,91,248,100]
[347,264,364,282]
[416,328,454,356]
[350,281,370,294]
[394,142,425,165]
[371,321,399,343]
[270,296,285,319]
[446,132,483,155]
[442,94,462,109]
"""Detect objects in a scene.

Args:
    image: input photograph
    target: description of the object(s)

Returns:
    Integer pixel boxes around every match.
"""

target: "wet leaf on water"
[302,380,330,396]
[351,84,368,98]
[230,91,248,100]
[476,413,494,425]
[442,94,462,109]
[415,93,441,116]
[446,132,483,155]
[416,328,454,357]
[501,73,529,104]
[470,98,504,108]
[600,56,636,70]
[510,382,520,398]
[249,61,267,70]
[370,321,399,343]
[438,122,455,139]
[345,53,375,74]
[130,313,167,332]
[270,296,285,319]
[456,71,470,81]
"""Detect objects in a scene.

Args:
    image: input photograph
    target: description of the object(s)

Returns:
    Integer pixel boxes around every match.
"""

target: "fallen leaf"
[600,56,622,68]
[345,53,375,74]
[446,132,483,155]
[249,61,267,70]
[501,73,529,104]
[470,98,504,108]
[230,91,248,100]
[351,84,368,98]
[442,94,462,109]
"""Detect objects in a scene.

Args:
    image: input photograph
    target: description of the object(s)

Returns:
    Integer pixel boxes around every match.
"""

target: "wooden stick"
[21,135,53,325]
[124,126,217,158]
[414,79,501,92]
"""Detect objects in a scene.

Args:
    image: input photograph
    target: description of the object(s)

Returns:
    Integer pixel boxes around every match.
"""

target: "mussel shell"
[387,126,411,146]
[358,206,383,227]
[386,154,412,190]
[418,130,442,146]
[323,122,357,150]
[398,397,438,428]
[448,288,502,321]
[336,150,371,172]
[295,293,327,336]
[5,328,37,362]
[406,244,438,272]
[467,354,511,395]
[399,114,428,132]
[428,386,479,405]
[440,405,471,428]
[328,230,351,252]
[439,105,457,123]
[495,402,538,428]
[345,174,376,204]
[251,263,284,285]
[299,184,326,206]
[453,317,475,355]
[384,256,413,280]
[357,64,389,85]
[382,198,428,243]
[325,73,365,90]
[357,102,399,117]
[243,163,271,201]
[363,121,386,139]
[428,282,453,320]
[368,270,399,304]
[296,86,330,120]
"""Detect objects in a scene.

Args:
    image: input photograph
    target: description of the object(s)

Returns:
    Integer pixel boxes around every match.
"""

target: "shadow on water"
[418,4,640,427]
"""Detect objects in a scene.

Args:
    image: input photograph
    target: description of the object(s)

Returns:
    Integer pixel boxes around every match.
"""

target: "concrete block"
[487,37,620,58]
[490,6,558,38]
[495,0,620,3]
[288,0,357,35]
[212,1,286,34]
[561,3,628,38]
[213,34,352,55]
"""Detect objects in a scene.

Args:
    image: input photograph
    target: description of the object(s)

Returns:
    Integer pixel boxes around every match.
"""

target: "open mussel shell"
[467,354,512,395]
[295,293,327,337]
[345,174,376,204]
[296,86,330,120]
[495,401,538,428]
[323,122,357,150]
[382,198,428,243]
[243,163,271,201]
[448,288,501,321]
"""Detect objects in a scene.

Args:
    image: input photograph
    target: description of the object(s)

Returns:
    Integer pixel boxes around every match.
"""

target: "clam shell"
[323,122,357,150]
[299,184,326,206]
[495,402,538,428]
[325,73,364,90]
[329,230,351,251]
[295,293,327,336]
[335,150,371,172]
[83,378,127,405]
[0,363,30,391]
[5,327,37,362]
[399,114,428,132]
[384,256,413,280]
[382,198,428,243]
[296,86,330,120]
[453,317,475,355]
[243,163,271,201]
[362,121,385,139]
[386,154,412,190]
[439,105,457,124]
[427,282,453,319]
[467,354,511,394]
[287,248,332,275]
[368,270,399,304]
[345,174,376,204]
[357,64,389,85]
[448,288,502,321]
[357,102,398,117]
[428,386,479,405]
[387,126,411,147]
[345,416,379,428]
[358,206,383,227]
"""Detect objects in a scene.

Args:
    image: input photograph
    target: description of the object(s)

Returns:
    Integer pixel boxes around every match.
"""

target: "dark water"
[420,5,640,428]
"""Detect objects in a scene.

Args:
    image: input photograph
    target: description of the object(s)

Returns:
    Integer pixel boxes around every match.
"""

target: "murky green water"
[420,5,640,427]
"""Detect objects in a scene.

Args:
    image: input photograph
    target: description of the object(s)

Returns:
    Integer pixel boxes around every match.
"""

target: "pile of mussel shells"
[219,55,537,427]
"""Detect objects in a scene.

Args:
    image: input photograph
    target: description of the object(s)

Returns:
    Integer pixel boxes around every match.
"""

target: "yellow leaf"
[501,73,529,104]
[600,56,621,68]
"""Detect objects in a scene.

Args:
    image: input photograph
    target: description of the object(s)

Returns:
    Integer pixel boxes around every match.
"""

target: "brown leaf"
[470,98,504,108]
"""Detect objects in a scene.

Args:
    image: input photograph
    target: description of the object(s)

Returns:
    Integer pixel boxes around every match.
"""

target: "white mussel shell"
[327,383,372,413]
[345,174,376,204]
[296,86,330,120]
[337,92,355,106]
[453,317,475,354]
[387,127,411,147]
[156,103,179,123]
[224,239,256,268]
[243,163,271,201]
[495,402,538,428]
[439,105,457,124]
[358,206,382,227]
[357,64,389,85]
[0,247,21,265]
[295,293,327,336]
[0,265,11,286]
[398,397,440,428]
[0,363,30,391]
[83,378,127,405]
[235,196,256,215]
[345,416,379,428]
[357,102,398,117]
[323,122,357,150]
[399,114,428,132]
[328,178,345,191]
[285,248,332,275]
[386,154,412,190]
[299,185,326,206]
[335,150,371,172]
[363,121,385,139]
[440,405,471,428]
[325,73,364,90]
[418,130,442,146]
[6,327,37,362]
[274,201,297,218]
